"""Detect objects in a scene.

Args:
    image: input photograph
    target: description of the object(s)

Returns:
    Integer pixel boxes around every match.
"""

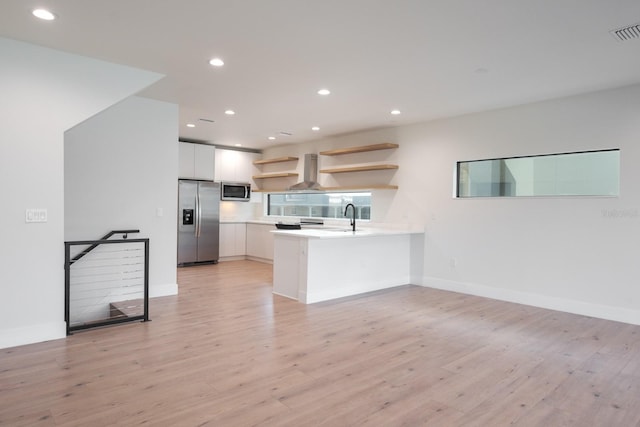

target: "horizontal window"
[457,149,620,198]
[267,192,371,220]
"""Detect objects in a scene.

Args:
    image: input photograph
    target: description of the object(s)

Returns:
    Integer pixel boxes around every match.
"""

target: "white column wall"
[64,96,178,298]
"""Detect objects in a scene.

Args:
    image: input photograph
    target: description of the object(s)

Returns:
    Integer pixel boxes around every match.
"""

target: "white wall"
[0,37,162,349]
[263,84,640,325]
[65,96,179,297]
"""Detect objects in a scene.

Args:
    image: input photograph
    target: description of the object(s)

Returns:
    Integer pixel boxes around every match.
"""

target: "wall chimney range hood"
[288,153,321,190]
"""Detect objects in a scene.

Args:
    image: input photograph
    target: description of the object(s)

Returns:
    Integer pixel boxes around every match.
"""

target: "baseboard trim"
[421,276,640,326]
[0,321,67,349]
[245,256,273,265]
[218,256,246,262]
[305,282,408,305]
[272,290,297,301]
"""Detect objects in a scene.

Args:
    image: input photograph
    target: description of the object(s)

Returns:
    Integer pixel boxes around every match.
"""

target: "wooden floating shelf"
[319,143,399,156]
[253,156,298,165]
[252,172,299,180]
[252,188,290,192]
[253,184,398,193]
[321,185,399,191]
[320,164,399,174]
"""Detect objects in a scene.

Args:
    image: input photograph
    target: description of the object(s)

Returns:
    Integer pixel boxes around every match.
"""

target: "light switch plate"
[25,208,47,223]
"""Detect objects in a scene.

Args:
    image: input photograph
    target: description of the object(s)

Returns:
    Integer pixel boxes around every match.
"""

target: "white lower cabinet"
[245,223,274,262]
[219,223,246,258]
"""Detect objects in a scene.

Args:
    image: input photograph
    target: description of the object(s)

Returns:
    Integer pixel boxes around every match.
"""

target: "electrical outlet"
[25,208,47,223]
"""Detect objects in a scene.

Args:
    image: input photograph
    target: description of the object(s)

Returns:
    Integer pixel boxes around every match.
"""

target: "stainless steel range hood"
[288,153,321,191]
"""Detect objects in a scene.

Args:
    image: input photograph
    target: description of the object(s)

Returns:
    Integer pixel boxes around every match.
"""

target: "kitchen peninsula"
[272,228,424,303]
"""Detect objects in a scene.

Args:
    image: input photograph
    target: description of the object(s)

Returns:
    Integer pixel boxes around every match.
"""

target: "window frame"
[455,148,620,198]
[265,190,372,221]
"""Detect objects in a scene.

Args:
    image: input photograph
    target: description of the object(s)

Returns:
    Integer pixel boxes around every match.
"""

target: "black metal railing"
[70,229,140,265]
[64,230,149,335]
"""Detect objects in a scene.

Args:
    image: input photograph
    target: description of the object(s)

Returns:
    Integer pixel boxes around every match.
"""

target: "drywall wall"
[262,83,640,324]
[0,37,162,349]
[65,96,178,298]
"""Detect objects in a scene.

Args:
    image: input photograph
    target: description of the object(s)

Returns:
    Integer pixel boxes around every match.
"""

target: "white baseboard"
[273,290,297,301]
[305,282,407,305]
[0,284,177,350]
[245,256,273,265]
[150,282,178,298]
[0,321,66,350]
[218,256,246,262]
[421,276,640,326]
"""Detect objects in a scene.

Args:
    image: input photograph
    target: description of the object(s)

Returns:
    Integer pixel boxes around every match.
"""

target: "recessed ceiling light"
[186,123,195,128]
[225,110,235,115]
[32,8,56,20]
[317,89,331,96]
[209,58,224,67]
[311,126,320,131]
[391,109,401,115]
[268,136,276,140]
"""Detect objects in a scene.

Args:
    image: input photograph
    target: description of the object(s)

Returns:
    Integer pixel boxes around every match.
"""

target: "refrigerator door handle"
[195,191,201,237]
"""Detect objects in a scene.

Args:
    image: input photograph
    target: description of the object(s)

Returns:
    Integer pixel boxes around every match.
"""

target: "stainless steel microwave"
[220,182,251,201]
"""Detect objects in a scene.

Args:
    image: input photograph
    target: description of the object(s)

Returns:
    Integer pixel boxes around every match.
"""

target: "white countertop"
[245,219,278,225]
[225,218,425,238]
[221,219,275,225]
[271,228,422,239]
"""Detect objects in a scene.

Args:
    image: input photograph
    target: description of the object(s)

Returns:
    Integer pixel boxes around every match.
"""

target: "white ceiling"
[2,1,640,150]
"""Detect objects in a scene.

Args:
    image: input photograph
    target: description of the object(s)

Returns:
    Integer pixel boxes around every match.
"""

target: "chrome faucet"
[344,203,356,232]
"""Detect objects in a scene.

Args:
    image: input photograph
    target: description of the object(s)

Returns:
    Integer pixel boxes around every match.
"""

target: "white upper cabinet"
[179,142,215,180]
[215,148,259,183]
[193,144,215,180]
[178,142,195,178]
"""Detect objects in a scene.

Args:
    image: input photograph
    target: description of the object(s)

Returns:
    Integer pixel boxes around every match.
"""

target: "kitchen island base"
[272,229,422,304]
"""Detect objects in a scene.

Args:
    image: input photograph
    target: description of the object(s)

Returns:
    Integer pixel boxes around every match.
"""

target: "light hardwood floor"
[2,260,640,426]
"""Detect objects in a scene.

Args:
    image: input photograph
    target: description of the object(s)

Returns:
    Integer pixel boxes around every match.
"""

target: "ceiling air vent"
[610,23,640,41]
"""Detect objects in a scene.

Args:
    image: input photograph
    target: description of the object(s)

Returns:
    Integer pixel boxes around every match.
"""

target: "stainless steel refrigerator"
[177,180,220,265]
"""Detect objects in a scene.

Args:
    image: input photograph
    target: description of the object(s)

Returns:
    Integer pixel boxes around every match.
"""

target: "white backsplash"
[220,200,264,222]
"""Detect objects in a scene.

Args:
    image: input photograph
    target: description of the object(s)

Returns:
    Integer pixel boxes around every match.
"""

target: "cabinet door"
[194,144,215,180]
[246,224,274,261]
[245,224,260,258]
[235,151,260,183]
[215,148,258,183]
[219,223,247,257]
[178,142,195,179]
[215,148,234,181]
[219,223,234,257]
[235,223,246,255]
